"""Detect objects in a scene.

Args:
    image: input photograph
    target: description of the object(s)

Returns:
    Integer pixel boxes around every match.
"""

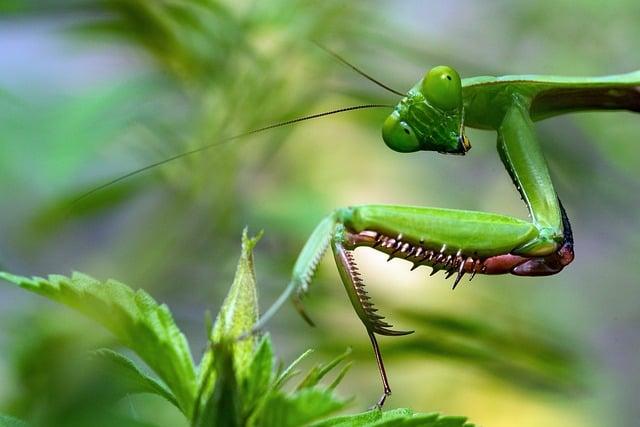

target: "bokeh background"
[1,1,639,426]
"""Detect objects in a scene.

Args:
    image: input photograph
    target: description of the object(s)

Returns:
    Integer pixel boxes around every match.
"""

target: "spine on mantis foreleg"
[292,214,337,295]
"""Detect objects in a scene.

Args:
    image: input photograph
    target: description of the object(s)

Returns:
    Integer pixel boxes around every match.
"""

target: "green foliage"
[243,336,274,404]
[295,348,353,391]
[273,348,314,390]
[254,388,345,427]
[192,229,352,426]
[311,408,474,427]
[194,341,240,427]
[0,415,28,427]
[193,228,262,423]
[320,305,584,398]
[0,1,636,425]
[0,271,197,418]
[386,309,583,395]
[0,230,474,426]
[242,338,349,427]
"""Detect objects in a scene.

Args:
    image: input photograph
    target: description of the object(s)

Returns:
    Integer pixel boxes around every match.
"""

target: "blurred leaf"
[0,79,162,196]
[0,415,28,427]
[272,348,314,390]
[320,307,583,396]
[2,314,182,427]
[0,272,197,417]
[327,361,353,392]
[296,347,352,390]
[398,309,584,395]
[29,179,146,236]
[312,408,474,427]
[91,348,179,409]
[2,311,123,423]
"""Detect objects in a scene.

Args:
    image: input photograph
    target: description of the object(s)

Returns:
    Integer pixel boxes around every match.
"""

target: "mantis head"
[382,66,471,154]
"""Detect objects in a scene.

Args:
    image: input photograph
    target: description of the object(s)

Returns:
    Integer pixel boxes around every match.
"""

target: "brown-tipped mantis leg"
[332,223,413,406]
[368,330,391,407]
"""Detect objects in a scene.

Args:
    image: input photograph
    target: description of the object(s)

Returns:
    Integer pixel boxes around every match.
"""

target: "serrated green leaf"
[250,347,352,426]
[296,348,352,390]
[0,271,196,417]
[91,348,179,409]
[253,388,346,427]
[310,408,387,427]
[0,415,28,427]
[311,408,474,427]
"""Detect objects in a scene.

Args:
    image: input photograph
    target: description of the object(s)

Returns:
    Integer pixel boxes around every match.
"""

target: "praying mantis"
[80,46,640,407]
[249,53,640,406]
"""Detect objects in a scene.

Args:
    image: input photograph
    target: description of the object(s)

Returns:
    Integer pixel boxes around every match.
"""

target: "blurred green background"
[1,1,639,426]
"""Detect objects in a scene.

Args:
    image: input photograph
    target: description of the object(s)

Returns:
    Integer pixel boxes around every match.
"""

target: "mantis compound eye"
[421,65,462,111]
[382,112,421,153]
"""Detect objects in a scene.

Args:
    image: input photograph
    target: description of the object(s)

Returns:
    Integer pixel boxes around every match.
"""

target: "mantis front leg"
[256,94,574,406]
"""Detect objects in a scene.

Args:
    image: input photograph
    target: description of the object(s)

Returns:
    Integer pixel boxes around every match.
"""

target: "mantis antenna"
[72,43,405,206]
[312,41,406,97]
[70,103,393,206]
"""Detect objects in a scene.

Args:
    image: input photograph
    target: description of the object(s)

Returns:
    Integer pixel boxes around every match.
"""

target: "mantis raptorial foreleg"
[76,43,636,407]
[270,89,577,405]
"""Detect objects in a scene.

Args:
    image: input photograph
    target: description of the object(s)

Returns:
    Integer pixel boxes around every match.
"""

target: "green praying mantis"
[79,46,640,407]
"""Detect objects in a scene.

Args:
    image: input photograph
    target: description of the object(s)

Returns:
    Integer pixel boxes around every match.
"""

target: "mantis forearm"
[497,95,563,255]
[265,199,574,405]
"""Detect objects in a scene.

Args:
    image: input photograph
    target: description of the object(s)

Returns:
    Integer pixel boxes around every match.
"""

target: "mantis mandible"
[78,46,640,407]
